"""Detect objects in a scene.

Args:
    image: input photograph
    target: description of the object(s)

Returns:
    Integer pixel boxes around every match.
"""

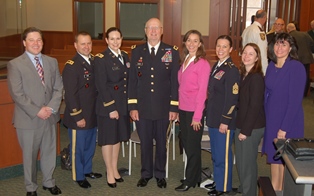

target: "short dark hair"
[105,27,122,39]
[268,32,298,63]
[215,35,233,48]
[22,27,42,41]
[75,31,91,43]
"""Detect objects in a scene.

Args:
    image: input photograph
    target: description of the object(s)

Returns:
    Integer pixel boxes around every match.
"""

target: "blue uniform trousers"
[209,127,234,192]
[68,127,97,181]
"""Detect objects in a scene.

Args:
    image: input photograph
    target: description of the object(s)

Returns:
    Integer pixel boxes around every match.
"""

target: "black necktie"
[118,54,123,64]
[151,47,155,58]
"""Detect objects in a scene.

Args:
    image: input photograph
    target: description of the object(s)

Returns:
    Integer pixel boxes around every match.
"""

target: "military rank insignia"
[233,83,239,94]
[260,33,266,41]
[66,60,74,65]
[126,62,130,68]
[161,49,172,62]
[214,70,225,80]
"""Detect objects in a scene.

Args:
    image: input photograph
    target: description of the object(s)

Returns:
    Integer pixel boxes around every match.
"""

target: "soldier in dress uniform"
[128,18,180,188]
[206,35,240,196]
[94,27,130,188]
[62,31,102,189]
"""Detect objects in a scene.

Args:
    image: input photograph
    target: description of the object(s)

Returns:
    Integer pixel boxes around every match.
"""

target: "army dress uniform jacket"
[94,49,130,117]
[62,53,97,129]
[128,42,180,120]
[206,57,240,130]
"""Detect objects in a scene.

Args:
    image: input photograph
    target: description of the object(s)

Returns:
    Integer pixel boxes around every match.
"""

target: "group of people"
[6,11,310,196]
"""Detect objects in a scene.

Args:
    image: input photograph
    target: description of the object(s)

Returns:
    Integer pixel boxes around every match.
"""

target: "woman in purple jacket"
[175,30,210,192]
[263,32,306,191]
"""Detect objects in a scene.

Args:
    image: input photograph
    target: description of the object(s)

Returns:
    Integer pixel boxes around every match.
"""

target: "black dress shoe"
[137,178,151,187]
[115,177,124,182]
[208,189,228,196]
[180,179,185,183]
[76,179,91,189]
[26,191,37,196]
[85,172,102,179]
[43,185,62,195]
[107,181,117,188]
[205,181,216,189]
[156,178,167,188]
[175,183,196,191]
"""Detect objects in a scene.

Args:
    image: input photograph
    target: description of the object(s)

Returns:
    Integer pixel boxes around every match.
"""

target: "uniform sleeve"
[193,59,211,122]
[127,48,139,111]
[281,61,306,133]
[240,75,265,136]
[169,48,180,112]
[221,67,240,125]
[62,62,84,122]
[94,55,117,114]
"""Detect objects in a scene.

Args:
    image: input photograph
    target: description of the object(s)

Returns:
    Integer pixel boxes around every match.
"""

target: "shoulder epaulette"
[131,45,137,49]
[121,50,128,54]
[226,61,234,68]
[90,53,94,57]
[95,53,104,58]
[173,45,178,50]
[66,60,74,65]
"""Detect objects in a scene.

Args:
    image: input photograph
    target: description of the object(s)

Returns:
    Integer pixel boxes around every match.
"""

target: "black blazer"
[236,73,265,136]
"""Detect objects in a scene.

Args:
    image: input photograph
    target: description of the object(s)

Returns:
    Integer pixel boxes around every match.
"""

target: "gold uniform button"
[124,78,126,80]
[124,72,127,74]
[151,89,154,92]
[124,91,126,94]
[151,75,154,78]
[151,82,154,85]
[124,85,126,87]
[151,67,154,70]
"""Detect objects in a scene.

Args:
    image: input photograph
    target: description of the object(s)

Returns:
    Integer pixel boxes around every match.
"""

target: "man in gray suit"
[7,27,63,196]
[287,23,314,97]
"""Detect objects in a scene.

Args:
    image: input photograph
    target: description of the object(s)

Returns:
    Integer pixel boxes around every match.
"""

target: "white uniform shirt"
[242,21,268,75]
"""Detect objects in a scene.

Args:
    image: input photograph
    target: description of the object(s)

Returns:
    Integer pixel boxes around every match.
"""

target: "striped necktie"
[34,56,44,85]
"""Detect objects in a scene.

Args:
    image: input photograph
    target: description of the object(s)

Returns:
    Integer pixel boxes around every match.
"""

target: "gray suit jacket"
[7,52,63,129]
[289,30,314,64]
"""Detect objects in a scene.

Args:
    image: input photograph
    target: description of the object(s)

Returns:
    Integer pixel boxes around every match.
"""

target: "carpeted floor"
[0,94,313,196]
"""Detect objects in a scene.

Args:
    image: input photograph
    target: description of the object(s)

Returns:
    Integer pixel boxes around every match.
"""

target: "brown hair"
[22,27,42,41]
[180,30,206,64]
[240,43,263,77]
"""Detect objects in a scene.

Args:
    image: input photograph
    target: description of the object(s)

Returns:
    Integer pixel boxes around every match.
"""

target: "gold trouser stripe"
[223,129,230,191]
[72,129,77,181]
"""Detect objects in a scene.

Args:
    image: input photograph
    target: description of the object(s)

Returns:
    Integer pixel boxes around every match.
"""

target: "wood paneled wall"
[299,0,314,31]
[41,31,74,54]
[0,34,23,58]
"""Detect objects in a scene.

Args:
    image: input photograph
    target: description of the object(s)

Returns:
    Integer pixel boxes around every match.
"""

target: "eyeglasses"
[145,26,162,31]
[274,23,285,26]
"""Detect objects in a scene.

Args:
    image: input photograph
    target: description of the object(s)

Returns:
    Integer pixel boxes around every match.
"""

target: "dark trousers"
[304,63,310,96]
[179,110,204,186]
[136,118,169,179]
